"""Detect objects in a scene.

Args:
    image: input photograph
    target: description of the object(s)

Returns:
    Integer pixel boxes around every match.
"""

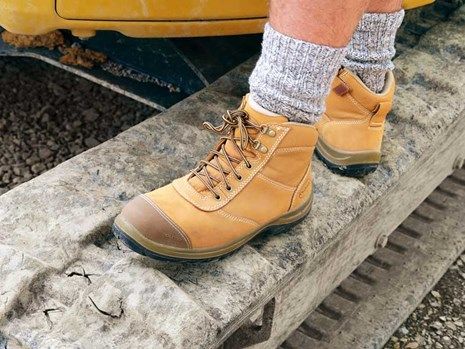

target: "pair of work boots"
[113,68,395,261]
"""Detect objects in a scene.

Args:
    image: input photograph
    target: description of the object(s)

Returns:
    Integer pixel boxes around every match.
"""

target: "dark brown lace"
[190,109,263,199]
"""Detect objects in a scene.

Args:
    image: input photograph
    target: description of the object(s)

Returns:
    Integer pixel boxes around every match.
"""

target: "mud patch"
[101,61,180,93]
[1,30,64,50]
[1,31,107,68]
[59,46,107,69]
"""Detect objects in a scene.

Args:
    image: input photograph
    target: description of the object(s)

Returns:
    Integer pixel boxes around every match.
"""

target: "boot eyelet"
[259,145,268,154]
[226,186,232,191]
[260,126,276,137]
[246,163,252,169]
[215,195,221,200]
[236,175,242,181]
[253,140,268,154]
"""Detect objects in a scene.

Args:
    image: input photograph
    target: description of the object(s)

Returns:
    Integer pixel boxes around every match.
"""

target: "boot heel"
[315,138,379,178]
[316,148,378,178]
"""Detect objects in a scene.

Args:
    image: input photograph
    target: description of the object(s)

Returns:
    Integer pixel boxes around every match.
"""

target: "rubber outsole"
[112,214,309,263]
[315,148,378,178]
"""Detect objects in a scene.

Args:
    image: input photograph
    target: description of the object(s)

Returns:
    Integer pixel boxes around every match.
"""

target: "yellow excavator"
[0,0,434,38]
[0,0,446,110]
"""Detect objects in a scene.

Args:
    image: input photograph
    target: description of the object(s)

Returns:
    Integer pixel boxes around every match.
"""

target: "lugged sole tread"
[315,149,378,178]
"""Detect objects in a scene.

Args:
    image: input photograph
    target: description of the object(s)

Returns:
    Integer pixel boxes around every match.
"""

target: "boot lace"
[190,109,263,199]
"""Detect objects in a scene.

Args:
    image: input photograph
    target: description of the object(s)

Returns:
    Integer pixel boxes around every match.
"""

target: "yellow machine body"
[403,0,436,9]
[0,0,435,38]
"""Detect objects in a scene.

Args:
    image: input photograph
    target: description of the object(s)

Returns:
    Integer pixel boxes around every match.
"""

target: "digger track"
[396,0,465,54]
[280,169,465,349]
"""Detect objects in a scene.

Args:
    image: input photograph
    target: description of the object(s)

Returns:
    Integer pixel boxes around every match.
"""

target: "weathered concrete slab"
[0,245,50,320]
[1,7,465,349]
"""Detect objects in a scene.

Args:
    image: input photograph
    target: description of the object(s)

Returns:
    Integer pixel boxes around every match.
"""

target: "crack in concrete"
[88,297,124,319]
[43,308,62,329]
[66,267,98,284]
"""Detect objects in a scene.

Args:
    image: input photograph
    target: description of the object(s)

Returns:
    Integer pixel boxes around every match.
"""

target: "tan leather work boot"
[316,68,395,177]
[113,95,318,261]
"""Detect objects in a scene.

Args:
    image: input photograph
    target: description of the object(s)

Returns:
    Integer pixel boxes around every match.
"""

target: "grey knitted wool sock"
[343,10,405,93]
[249,23,347,124]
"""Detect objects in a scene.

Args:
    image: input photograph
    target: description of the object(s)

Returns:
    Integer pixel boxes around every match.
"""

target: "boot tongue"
[189,95,288,193]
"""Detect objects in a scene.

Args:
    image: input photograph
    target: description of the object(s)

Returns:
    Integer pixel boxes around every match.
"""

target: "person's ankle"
[248,23,346,125]
[343,10,404,94]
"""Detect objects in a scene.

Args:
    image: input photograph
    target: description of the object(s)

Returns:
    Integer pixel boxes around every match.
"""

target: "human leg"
[315,0,404,177]
[249,0,370,124]
[343,0,404,92]
[113,0,374,260]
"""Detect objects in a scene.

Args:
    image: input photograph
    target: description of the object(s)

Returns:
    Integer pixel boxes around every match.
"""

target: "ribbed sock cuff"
[343,10,405,92]
[249,23,346,124]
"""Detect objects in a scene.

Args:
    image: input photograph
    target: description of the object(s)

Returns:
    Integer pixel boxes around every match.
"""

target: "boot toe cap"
[118,194,190,249]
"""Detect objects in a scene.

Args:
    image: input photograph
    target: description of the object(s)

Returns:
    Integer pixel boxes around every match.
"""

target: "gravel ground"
[0,57,155,194]
[0,56,463,349]
[384,254,465,349]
